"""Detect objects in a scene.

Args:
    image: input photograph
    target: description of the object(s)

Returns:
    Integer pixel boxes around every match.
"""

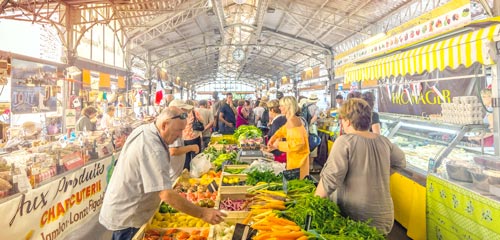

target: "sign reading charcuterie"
[0,156,114,240]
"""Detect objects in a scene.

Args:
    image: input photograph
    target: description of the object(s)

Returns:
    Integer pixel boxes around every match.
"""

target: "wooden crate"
[219,174,252,194]
[222,164,250,174]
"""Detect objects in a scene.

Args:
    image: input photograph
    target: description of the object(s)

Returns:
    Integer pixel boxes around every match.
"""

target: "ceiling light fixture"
[233,0,246,4]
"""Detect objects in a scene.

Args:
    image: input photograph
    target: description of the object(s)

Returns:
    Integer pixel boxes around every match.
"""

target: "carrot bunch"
[251,215,307,240]
[248,195,286,211]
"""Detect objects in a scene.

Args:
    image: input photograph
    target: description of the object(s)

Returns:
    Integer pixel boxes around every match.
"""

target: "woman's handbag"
[192,111,205,131]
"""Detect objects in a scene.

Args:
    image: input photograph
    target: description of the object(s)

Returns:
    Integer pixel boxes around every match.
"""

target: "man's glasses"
[168,112,188,120]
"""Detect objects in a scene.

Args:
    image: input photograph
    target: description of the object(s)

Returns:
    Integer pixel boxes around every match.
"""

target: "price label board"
[282,168,300,193]
[232,223,257,240]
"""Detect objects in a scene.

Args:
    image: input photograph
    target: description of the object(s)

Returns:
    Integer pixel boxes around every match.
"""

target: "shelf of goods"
[134,136,388,240]
[379,113,497,240]
[0,118,153,239]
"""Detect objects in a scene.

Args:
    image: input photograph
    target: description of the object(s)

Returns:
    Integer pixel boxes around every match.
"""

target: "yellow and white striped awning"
[344,24,500,83]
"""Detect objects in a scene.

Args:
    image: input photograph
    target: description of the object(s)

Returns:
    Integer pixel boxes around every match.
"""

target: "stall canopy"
[344,24,500,83]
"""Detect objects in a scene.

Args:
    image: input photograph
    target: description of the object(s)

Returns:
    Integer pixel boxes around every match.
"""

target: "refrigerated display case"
[379,113,496,240]
[379,113,494,183]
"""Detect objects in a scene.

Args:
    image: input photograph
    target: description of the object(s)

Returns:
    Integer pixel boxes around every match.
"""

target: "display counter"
[380,112,496,240]
[427,174,500,240]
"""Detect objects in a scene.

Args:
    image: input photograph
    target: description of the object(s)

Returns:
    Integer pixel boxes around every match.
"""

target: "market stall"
[342,18,500,240]
[133,131,390,240]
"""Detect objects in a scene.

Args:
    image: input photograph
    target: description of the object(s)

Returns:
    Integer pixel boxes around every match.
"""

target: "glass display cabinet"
[379,113,494,185]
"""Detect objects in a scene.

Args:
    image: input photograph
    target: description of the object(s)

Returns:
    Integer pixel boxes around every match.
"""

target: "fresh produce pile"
[158,202,178,213]
[223,167,247,174]
[245,169,282,186]
[280,193,385,239]
[203,147,238,171]
[221,176,245,186]
[233,125,263,150]
[151,212,210,228]
[143,228,209,240]
[219,198,248,211]
[252,214,307,240]
[212,222,235,240]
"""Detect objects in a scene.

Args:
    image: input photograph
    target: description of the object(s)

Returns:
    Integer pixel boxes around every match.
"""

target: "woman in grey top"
[315,98,406,235]
[75,106,97,131]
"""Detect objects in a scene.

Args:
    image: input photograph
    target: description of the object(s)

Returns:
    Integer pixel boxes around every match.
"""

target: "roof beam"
[294,0,329,38]
[262,27,329,52]
[210,0,226,44]
[129,0,210,49]
[316,0,373,43]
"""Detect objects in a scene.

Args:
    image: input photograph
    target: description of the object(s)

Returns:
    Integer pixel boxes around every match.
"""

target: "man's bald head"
[156,106,187,144]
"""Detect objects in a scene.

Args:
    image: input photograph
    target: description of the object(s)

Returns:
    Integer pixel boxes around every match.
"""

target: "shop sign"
[334,0,472,75]
[90,71,100,90]
[377,78,470,115]
[65,109,76,128]
[0,156,114,240]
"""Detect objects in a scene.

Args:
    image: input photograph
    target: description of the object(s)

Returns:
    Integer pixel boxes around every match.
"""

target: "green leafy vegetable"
[233,125,262,140]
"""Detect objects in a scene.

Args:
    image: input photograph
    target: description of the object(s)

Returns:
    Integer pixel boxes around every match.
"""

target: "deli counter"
[379,112,499,240]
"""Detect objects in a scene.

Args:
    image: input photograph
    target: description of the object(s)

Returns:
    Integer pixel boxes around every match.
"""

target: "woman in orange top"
[267,96,310,179]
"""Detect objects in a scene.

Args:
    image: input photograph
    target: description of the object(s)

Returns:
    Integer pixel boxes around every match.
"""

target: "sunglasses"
[168,112,188,120]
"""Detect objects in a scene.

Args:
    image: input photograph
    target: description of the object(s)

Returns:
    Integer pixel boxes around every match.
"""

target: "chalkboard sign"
[282,168,300,193]
[283,168,300,180]
[232,223,257,240]
[207,180,219,193]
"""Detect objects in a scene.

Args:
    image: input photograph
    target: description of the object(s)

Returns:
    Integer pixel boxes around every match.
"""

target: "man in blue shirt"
[218,92,237,134]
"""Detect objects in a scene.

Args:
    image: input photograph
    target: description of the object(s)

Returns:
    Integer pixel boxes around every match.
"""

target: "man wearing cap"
[167,99,200,179]
[100,107,226,240]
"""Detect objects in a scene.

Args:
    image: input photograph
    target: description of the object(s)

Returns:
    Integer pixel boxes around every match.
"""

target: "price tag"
[282,168,300,194]
[207,180,219,193]
[283,168,300,181]
[304,214,312,231]
[232,223,257,240]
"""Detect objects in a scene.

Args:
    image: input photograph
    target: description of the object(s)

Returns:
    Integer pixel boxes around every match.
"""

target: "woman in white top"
[101,106,116,129]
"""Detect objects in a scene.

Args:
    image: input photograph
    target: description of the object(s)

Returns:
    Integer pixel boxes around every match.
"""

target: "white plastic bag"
[190,153,212,178]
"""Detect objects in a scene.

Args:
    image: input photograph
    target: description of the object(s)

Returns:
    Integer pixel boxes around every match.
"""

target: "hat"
[276,91,284,99]
[168,99,193,110]
[260,95,269,102]
[299,98,308,108]
[307,94,319,103]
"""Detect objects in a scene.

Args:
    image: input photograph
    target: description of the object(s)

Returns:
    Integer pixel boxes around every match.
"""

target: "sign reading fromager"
[0,156,114,240]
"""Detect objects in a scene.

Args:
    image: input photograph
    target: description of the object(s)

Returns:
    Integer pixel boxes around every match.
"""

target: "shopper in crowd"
[99,106,226,240]
[315,98,406,235]
[276,91,284,100]
[179,99,204,171]
[253,100,266,127]
[218,92,237,134]
[100,106,116,130]
[236,99,250,128]
[267,96,310,179]
[265,99,287,160]
[347,91,362,99]
[168,100,200,179]
[165,94,175,107]
[196,99,215,149]
[361,91,381,134]
[335,94,344,108]
[76,106,98,132]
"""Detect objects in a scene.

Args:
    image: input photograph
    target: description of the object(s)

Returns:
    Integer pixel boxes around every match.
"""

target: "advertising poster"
[0,156,114,240]
[10,59,57,114]
[378,78,472,116]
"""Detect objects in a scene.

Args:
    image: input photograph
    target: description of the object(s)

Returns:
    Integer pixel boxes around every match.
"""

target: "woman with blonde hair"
[267,96,310,179]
